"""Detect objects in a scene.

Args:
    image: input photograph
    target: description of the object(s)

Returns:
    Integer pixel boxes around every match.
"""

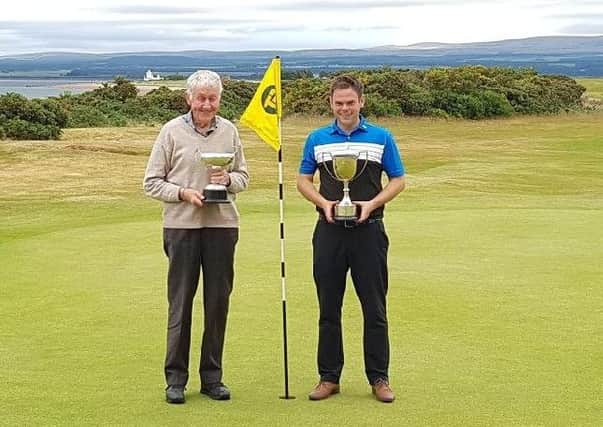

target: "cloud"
[561,22,603,35]
[101,6,208,14]
[0,19,366,46]
[0,20,251,53]
[236,24,308,34]
[549,13,603,20]
[0,18,266,33]
[265,0,444,10]
[321,25,399,32]
[2,0,602,54]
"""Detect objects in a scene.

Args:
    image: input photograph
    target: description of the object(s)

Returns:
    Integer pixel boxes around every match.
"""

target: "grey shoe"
[201,382,231,400]
[166,385,185,404]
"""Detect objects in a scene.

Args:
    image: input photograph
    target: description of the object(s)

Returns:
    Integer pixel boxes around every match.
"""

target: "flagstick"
[277,121,295,399]
[239,56,293,399]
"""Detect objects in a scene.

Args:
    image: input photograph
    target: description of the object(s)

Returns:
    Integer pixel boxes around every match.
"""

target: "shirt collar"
[329,115,368,136]
[183,112,218,136]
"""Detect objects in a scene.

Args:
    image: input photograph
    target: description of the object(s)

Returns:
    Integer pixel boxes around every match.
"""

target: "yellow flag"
[240,57,282,151]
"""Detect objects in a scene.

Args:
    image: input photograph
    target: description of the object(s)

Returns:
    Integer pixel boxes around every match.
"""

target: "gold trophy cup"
[323,150,368,221]
[198,152,235,203]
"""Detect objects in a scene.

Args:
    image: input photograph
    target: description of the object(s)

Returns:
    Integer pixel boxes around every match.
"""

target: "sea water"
[0,78,99,98]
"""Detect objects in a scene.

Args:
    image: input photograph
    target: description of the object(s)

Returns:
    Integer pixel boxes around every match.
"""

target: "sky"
[1,0,602,55]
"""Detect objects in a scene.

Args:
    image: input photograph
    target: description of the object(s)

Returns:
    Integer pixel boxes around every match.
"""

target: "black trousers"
[162,227,238,387]
[312,219,390,385]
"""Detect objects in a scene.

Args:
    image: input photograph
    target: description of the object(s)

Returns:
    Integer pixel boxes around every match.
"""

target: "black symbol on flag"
[261,85,278,115]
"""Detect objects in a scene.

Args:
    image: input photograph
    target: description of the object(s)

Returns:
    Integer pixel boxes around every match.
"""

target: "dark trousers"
[312,219,390,385]
[162,227,238,387]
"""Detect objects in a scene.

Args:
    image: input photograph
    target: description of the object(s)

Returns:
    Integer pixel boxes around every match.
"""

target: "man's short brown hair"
[330,75,364,97]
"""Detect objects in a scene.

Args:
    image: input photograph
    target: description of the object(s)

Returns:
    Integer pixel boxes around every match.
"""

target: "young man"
[143,70,249,404]
[296,75,405,403]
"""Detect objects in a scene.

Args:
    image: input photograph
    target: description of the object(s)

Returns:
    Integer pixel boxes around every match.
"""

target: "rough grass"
[1,112,602,426]
[577,77,603,108]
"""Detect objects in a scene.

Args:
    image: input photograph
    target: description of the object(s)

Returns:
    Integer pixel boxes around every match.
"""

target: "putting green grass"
[1,112,602,425]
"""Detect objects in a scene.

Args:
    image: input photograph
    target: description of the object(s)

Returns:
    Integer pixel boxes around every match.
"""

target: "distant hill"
[371,36,603,54]
[1,36,602,78]
[378,42,453,50]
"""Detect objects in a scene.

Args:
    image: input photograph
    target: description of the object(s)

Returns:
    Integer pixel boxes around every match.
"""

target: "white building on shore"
[143,70,162,81]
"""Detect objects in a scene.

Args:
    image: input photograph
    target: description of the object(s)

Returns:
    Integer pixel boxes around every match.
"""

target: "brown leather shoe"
[372,379,395,403]
[308,381,340,400]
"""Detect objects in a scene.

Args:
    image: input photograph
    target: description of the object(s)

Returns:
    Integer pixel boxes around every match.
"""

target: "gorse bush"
[2,118,62,140]
[280,66,584,119]
[0,66,587,140]
[58,79,187,127]
[283,78,330,115]
[0,92,67,140]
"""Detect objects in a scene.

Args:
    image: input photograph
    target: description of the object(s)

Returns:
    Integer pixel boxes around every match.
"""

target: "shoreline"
[54,81,184,95]
[53,82,104,91]
[0,79,184,97]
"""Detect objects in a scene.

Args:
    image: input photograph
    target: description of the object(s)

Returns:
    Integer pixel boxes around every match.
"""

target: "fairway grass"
[1,113,602,426]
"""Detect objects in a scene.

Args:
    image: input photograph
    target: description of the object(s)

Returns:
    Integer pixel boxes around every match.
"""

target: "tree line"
[0,66,587,140]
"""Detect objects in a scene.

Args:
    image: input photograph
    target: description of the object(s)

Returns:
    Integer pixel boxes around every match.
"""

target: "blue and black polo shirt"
[299,116,405,219]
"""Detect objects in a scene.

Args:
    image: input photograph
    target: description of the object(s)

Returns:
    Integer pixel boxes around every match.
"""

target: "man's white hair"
[186,70,223,96]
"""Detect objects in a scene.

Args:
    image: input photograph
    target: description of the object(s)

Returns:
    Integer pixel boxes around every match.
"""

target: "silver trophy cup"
[323,150,368,221]
[198,152,235,203]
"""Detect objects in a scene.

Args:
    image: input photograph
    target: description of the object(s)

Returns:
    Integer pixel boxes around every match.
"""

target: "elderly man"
[143,70,249,404]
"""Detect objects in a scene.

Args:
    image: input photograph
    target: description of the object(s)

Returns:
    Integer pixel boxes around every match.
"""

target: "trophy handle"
[225,149,236,171]
[349,151,369,183]
[318,152,339,182]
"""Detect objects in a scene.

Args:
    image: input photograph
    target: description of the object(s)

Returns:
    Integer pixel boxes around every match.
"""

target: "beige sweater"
[143,113,249,228]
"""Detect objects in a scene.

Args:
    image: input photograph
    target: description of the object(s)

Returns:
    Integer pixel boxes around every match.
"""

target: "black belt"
[318,215,382,229]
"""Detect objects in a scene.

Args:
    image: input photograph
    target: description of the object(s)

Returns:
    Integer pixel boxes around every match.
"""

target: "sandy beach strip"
[53,81,183,95]
[53,81,104,91]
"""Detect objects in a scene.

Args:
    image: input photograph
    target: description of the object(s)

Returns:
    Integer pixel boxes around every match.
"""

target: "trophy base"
[203,189,230,203]
[334,215,357,221]
[334,204,357,221]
